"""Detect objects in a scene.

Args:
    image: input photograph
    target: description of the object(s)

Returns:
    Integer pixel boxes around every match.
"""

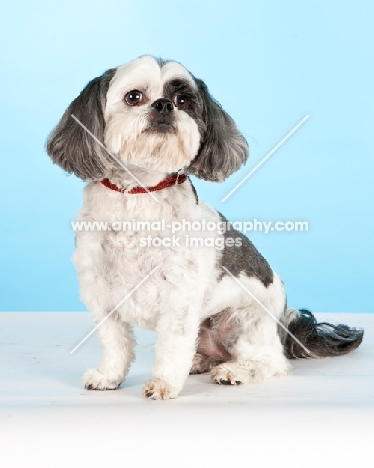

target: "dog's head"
[47,55,248,182]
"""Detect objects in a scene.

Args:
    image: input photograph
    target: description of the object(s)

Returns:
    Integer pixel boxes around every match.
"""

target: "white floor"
[1,312,373,468]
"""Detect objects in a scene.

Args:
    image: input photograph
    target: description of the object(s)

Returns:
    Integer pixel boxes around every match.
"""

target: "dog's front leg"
[143,311,199,400]
[84,318,135,390]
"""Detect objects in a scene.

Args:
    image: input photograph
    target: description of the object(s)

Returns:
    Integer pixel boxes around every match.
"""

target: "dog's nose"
[151,98,174,115]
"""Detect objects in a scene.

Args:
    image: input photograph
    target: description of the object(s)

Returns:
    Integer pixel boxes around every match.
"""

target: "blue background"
[1,0,373,312]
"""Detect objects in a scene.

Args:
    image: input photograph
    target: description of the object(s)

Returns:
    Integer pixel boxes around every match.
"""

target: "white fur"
[76,179,289,397]
[104,56,200,176]
[73,57,290,399]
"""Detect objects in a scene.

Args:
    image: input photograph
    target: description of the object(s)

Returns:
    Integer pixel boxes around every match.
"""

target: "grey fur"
[154,56,169,67]
[187,176,199,204]
[218,213,273,287]
[46,68,117,180]
[186,78,249,182]
[163,78,205,135]
[282,309,364,359]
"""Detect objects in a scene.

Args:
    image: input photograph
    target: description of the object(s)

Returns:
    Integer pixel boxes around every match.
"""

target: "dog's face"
[47,55,248,182]
[104,56,204,174]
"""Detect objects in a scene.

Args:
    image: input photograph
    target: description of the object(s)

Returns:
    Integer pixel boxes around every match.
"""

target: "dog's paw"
[211,362,245,385]
[189,353,218,375]
[84,368,120,390]
[142,378,179,400]
[211,360,290,385]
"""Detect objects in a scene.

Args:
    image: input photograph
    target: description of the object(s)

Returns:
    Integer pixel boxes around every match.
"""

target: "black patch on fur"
[219,213,273,287]
[46,68,116,180]
[188,176,199,204]
[283,309,364,359]
[163,78,205,134]
[185,77,248,182]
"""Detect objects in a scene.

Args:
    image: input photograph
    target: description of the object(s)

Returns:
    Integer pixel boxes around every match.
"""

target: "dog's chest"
[74,182,220,328]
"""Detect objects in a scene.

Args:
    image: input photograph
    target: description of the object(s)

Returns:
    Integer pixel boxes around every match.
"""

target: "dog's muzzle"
[151,98,174,115]
[147,98,176,133]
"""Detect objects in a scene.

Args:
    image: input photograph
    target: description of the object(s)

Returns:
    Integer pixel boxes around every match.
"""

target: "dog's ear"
[46,68,116,180]
[186,78,249,182]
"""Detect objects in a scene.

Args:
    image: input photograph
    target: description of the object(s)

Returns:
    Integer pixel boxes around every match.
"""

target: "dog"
[47,55,363,399]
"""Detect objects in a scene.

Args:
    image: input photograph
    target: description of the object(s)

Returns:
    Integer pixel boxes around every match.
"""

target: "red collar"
[100,172,187,194]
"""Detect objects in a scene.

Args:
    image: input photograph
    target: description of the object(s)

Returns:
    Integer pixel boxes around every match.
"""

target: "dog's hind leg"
[189,353,220,374]
[189,312,233,374]
[210,304,291,385]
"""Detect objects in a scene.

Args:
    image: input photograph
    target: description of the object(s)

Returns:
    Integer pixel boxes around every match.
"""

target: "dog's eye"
[125,90,143,106]
[174,94,188,110]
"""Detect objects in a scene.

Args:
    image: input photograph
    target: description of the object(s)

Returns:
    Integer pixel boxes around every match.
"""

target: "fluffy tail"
[283,309,364,359]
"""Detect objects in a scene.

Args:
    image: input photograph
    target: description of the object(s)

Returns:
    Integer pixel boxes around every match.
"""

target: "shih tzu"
[47,55,363,399]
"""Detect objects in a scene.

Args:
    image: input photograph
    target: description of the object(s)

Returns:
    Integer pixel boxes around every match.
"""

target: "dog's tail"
[282,309,363,359]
